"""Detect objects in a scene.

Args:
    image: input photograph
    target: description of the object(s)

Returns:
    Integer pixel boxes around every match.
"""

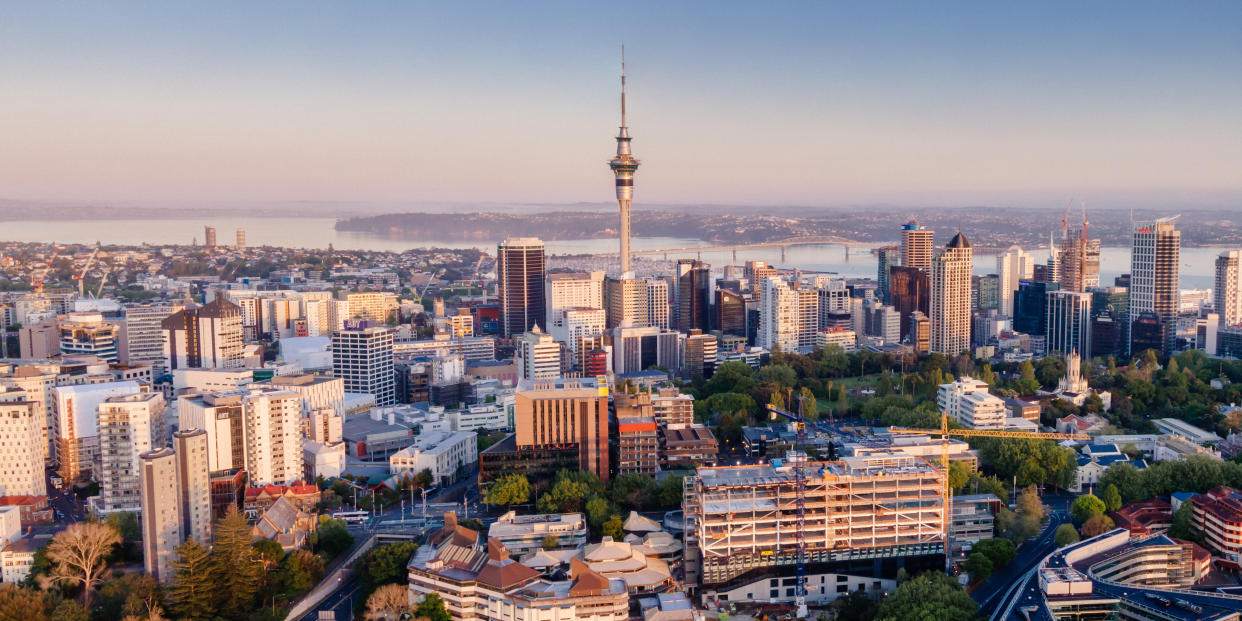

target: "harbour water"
[0,216,1223,289]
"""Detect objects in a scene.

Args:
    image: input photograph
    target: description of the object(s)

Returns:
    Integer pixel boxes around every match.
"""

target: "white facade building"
[53,381,142,482]
[931,233,973,355]
[938,377,1006,429]
[997,246,1034,317]
[517,327,561,380]
[388,430,478,485]
[178,388,304,485]
[97,392,167,514]
[0,390,48,498]
[546,271,605,330]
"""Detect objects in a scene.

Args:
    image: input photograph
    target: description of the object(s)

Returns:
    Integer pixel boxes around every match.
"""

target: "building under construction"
[683,454,945,607]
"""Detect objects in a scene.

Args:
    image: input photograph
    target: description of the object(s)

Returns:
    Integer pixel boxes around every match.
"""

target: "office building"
[1215,250,1241,327]
[120,304,182,373]
[744,261,779,292]
[268,374,345,416]
[1013,280,1058,336]
[997,246,1034,317]
[613,392,659,476]
[330,325,395,406]
[1058,215,1101,292]
[677,260,711,332]
[930,233,973,355]
[683,330,717,379]
[1045,290,1093,359]
[863,300,901,343]
[938,377,1006,429]
[97,392,167,514]
[604,277,648,329]
[816,279,851,322]
[506,378,609,480]
[909,311,930,354]
[516,327,561,380]
[889,266,929,341]
[235,228,245,250]
[58,313,120,363]
[646,278,670,329]
[876,246,900,303]
[684,456,944,605]
[650,387,695,429]
[172,429,212,546]
[1129,218,1180,356]
[388,430,478,486]
[0,390,47,498]
[546,272,605,330]
[488,511,589,556]
[161,298,245,370]
[53,381,142,483]
[715,288,746,337]
[611,325,683,375]
[178,388,304,485]
[550,307,606,369]
[203,226,216,249]
[900,220,934,272]
[140,448,180,581]
[498,238,546,338]
[973,274,999,312]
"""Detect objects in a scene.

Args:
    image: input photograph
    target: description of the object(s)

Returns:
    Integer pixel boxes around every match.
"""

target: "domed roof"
[947,231,971,249]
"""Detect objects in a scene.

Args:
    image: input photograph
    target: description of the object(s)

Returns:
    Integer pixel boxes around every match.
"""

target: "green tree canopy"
[1054,524,1080,547]
[485,473,531,506]
[167,538,215,621]
[1071,494,1106,525]
[874,572,978,621]
[359,542,419,593]
[1101,484,1122,513]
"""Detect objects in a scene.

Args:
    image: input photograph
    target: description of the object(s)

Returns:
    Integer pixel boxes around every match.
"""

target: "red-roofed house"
[243,482,321,517]
[1111,497,1172,536]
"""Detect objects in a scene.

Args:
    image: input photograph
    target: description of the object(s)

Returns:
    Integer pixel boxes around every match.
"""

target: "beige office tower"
[1057,216,1102,292]
[203,226,217,249]
[340,292,387,324]
[177,388,303,485]
[0,389,48,497]
[646,278,670,329]
[605,277,649,329]
[1129,218,1181,356]
[235,228,245,251]
[98,393,168,514]
[161,298,245,371]
[120,304,184,374]
[996,246,1034,316]
[0,369,56,465]
[545,271,605,330]
[901,220,934,272]
[1216,250,1241,327]
[140,447,181,581]
[173,429,212,545]
[930,233,973,355]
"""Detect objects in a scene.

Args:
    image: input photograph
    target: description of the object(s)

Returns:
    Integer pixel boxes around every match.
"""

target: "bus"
[332,510,369,524]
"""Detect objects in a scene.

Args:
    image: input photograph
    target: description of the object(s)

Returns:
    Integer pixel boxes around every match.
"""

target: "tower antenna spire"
[621,44,627,130]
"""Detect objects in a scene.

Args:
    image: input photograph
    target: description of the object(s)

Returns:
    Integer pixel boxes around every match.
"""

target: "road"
[296,574,363,621]
[971,508,1066,613]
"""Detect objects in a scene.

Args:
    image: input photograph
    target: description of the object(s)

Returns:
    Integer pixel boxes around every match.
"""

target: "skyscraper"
[758,278,817,352]
[120,304,183,374]
[608,51,640,274]
[497,238,546,338]
[876,246,900,303]
[1215,250,1241,327]
[1129,218,1180,356]
[1013,280,1059,336]
[172,429,212,546]
[161,298,245,370]
[677,259,711,332]
[0,389,48,498]
[646,278,670,329]
[235,228,245,251]
[545,271,605,330]
[930,232,972,355]
[330,325,395,406]
[176,387,304,485]
[996,246,1034,316]
[1045,290,1092,359]
[140,448,180,581]
[203,226,216,249]
[605,277,648,329]
[516,326,561,380]
[889,266,929,341]
[98,392,168,514]
[900,220,934,272]
[1057,208,1101,292]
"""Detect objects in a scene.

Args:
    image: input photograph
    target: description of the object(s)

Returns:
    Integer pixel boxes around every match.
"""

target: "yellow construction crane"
[888,408,1090,563]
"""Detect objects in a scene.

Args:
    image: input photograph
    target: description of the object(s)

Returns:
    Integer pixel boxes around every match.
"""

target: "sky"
[1,2,1239,210]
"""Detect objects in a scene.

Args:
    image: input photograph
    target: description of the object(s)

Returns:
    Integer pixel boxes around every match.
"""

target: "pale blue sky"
[1,2,1239,209]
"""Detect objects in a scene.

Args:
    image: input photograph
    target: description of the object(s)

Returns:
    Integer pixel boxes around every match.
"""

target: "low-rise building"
[1152,418,1223,446]
[937,377,1006,429]
[1111,498,1173,536]
[951,494,1000,552]
[487,511,589,556]
[389,430,478,486]
[302,440,346,480]
[0,538,37,584]
[660,425,719,469]
[1189,487,1242,563]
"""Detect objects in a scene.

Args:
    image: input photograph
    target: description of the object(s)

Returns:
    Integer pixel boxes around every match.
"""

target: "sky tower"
[609,48,640,274]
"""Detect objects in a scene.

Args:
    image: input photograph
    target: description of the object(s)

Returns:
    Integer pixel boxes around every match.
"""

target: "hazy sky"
[2,2,1239,210]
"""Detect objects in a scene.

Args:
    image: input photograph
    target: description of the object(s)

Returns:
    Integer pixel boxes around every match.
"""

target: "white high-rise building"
[173,429,212,546]
[1129,218,1181,356]
[98,392,167,514]
[177,388,303,485]
[330,326,395,406]
[545,271,605,330]
[0,390,48,498]
[269,374,345,416]
[1215,250,1241,327]
[0,369,56,465]
[550,308,606,368]
[996,246,1034,316]
[53,381,142,483]
[120,304,182,373]
[758,278,818,352]
[930,233,973,356]
[937,377,1006,429]
[647,278,670,329]
[161,298,245,371]
[516,327,561,380]
[58,313,120,363]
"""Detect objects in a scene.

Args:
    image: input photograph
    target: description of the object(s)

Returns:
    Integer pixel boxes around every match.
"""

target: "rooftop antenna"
[620,44,627,130]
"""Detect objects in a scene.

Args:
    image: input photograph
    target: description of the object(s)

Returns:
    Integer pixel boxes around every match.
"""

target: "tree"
[416,592,451,621]
[948,461,970,491]
[1169,501,1203,543]
[45,521,121,606]
[50,600,89,621]
[973,538,1016,568]
[609,473,657,509]
[1098,462,1145,502]
[485,473,531,506]
[1054,524,1080,547]
[367,583,412,621]
[1080,515,1115,538]
[167,538,215,621]
[542,534,559,550]
[1070,494,1106,525]
[211,505,262,616]
[316,516,356,559]
[1102,484,1122,513]
[359,542,419,592]
[97,573,164,621]
[277,549,324,594]
[962,551,993,582]
[757,364,798,388]
[602,515,624,540]
[0,584,50,621]
[874,571,977,620]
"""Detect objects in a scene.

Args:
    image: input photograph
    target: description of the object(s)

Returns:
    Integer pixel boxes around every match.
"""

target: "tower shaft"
[609,47,639,275]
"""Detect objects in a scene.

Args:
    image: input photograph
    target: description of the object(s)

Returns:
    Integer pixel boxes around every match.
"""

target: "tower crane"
[93,264,112,298]
[73,246,100,298]
[888,408,1089,565]
[30,245,61,297]
[767,394,814,620]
